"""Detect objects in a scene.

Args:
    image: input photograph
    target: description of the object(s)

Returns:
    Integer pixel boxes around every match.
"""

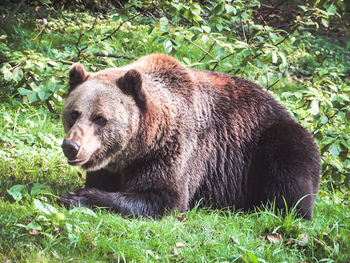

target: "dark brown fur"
[61,54,320,219]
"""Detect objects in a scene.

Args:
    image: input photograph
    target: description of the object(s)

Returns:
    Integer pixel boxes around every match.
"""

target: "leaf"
[327,4,337,15]
[216,23,223,31]
[164,39,173,53]
[159,17,168,26]
[70,207,97,217]
[31,183,52,195]
[27,222,42,231]
[201,25,211,33]
[298,5,308,12]
[7,184,26,201]
[176,242,185,247]
[29,92,39,103]
[182,57,191,66]
[18,88,33,96]
[12,68,23,82]
[225,5,237,15]
[330,144,339,158]
[272,51,278,63]
[278,52,287,67]
[247,252,259,263]
[320,115,328,124]
[4,70,13,81]
[321,18,329,28]
[266,233,283,243]
[38,89,50,101]
[310,100,319,115]
[148,26,154,34]
[33,199,50,215]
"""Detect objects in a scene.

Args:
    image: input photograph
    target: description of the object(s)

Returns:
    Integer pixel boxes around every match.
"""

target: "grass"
[0,4,349,262]
[0,100,349,263]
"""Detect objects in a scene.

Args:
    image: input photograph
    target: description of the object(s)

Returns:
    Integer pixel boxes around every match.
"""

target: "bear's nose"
[62,139,80,160]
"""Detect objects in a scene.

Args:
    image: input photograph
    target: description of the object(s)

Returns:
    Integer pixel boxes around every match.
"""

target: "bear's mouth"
[67,158,88,166]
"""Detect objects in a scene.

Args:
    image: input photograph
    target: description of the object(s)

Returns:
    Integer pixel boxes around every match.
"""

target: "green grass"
[0,3,349,262]
[0,100,349,263]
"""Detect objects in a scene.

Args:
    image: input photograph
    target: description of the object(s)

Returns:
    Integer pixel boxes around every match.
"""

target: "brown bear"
[61,54,320,219]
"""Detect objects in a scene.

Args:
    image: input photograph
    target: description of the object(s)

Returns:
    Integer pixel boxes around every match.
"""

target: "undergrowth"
[0,0,349,262]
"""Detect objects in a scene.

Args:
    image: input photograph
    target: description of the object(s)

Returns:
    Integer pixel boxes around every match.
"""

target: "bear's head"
[62,63,148,171]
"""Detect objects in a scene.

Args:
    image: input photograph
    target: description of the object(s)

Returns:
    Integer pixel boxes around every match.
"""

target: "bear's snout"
[62,139,80,160]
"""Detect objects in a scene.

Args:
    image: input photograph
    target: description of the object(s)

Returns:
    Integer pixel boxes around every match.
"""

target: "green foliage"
[0,1,349,260]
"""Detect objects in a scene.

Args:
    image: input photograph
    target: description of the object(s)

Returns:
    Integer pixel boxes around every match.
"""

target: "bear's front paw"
[60,188,96,208]
[60,188,114,209]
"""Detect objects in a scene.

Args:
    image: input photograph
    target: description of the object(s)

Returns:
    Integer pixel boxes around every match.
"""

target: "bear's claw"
[60,189,92,208]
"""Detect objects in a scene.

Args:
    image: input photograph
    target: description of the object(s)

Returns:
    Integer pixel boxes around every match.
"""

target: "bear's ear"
[117,69,147,110]
[68,63,88,93]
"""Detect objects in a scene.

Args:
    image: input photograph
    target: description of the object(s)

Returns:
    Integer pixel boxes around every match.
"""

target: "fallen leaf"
[171,247,180,255]
[314,238,324,246]
[29,229,38,235]
[230,236,239,244]
[177,214,187,222]
[91,241,97,249]
[267,233,283,243]
[145,250,159,259]
[297,232,308,246]
[176,242,185,247]
[51,251,60,259]
[286,239,296,245]
[53,226,61,233]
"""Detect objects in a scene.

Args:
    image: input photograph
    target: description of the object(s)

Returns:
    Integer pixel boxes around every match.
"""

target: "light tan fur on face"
[63,77,141,170]
[63,54,192,169]
[64,121,101,165]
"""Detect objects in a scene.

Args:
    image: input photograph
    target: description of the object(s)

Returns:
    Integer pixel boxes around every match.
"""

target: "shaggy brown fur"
[61,54,320,219]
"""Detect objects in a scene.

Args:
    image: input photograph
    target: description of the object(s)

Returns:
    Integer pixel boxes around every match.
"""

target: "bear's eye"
[71,110,80,120]
[93,115,107,126]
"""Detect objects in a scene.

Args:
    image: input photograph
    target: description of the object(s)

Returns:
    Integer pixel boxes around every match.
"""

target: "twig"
[100,13,142,42]
[31,26,46,41]
[266,79,280,91]
[45,100,55,112]
[75,14,99,58]
[75,33,86,58]
[93,53,136,60]
[274,22,300,47]
[227,52,262,75]
[57,60,73,65]
[88,14,99,32]
[0,0,25,29]
[186,38,216,61]
[145,10,157,22]
[212,52,235,71]
[257,11,269,26]
[199,42,216,62]
[241,19,247,43]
